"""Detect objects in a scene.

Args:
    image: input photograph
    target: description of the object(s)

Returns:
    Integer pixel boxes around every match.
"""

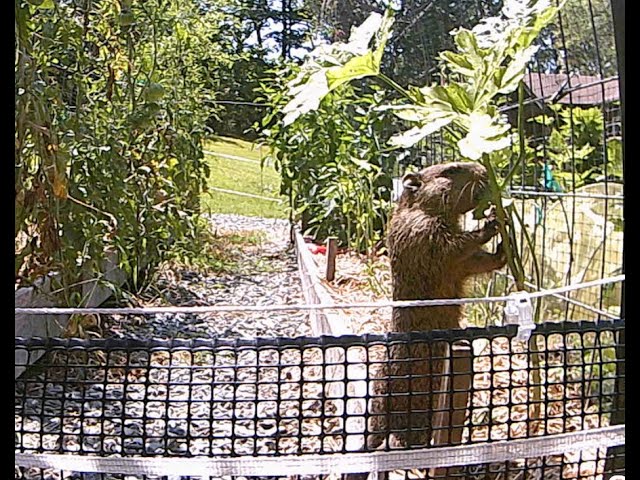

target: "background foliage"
[205,0,313,138]
[528,105,622,189]
[259,74,402,253]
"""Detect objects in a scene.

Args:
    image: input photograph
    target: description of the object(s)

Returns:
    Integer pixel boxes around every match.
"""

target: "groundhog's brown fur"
[388,161,506,332]
[361,162,507,465]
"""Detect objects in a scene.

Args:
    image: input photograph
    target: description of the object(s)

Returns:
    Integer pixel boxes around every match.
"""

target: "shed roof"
[523,73,619,105]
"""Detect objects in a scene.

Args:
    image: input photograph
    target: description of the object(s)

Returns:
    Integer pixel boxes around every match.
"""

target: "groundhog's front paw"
[484,205,497,222]
[481,217,500,242]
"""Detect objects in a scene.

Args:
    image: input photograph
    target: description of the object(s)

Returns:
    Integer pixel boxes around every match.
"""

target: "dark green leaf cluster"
[527,104,623,189]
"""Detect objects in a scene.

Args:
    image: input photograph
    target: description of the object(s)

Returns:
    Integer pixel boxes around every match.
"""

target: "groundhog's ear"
[402,172,421,193]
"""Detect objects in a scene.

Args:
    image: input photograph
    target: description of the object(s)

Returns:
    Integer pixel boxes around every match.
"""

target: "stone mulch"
[102,214,311,341]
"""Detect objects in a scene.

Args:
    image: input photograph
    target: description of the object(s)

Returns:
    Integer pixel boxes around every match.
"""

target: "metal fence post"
[605,1,625,477]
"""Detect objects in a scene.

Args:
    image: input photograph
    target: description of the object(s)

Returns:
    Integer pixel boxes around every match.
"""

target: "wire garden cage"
[15,0,625,479]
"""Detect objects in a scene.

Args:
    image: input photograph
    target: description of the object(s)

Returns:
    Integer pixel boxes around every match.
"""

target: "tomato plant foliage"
[15,0,231,295]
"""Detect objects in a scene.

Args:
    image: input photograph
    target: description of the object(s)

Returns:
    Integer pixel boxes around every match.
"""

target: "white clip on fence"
[504,291,535,341]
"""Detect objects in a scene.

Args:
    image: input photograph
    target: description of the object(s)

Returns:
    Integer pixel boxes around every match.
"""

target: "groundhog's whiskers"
[455,180,474,209]
[440,190,449,208]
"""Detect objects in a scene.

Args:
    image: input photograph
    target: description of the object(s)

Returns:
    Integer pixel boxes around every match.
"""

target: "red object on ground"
[309,244,327,255]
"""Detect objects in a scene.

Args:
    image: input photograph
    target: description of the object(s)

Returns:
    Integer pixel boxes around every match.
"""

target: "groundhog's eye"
[444,165,463,176]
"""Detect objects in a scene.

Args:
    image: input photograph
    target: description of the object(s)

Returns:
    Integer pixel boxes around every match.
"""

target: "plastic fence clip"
[504,291,535,341]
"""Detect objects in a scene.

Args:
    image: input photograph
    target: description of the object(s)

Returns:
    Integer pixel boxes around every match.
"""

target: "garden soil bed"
[309,248,393,334]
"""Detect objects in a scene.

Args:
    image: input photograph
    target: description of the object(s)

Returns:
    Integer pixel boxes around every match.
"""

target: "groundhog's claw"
[482,217,500,241]
[483,204,496,220]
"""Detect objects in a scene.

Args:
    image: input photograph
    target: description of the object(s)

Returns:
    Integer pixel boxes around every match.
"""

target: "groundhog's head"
[399,162,489,215]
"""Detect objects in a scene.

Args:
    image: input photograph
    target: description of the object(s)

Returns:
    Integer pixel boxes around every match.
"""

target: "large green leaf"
[442,84,474,113]
[282,70,330,126]
[389,115,456,148]
[453,28,482,56]
[34,0,55,9]
[439,51,475,78]
[373,10,394,67]
[343,11,385,55]
[380,98,456,123]
[377,105,434,122]
[457,112,512,160]
[419,85,460,110]
[281,11,394,126]
[326,52,378,92]
[498,45,539,94]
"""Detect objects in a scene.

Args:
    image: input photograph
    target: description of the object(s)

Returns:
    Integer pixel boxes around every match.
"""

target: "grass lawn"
[201,136,287,219]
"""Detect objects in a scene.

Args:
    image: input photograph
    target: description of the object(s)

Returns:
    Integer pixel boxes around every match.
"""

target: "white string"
[14,424,625,476]
[14,274,624,316]
[497,272,620,320]
[208,186,281,202]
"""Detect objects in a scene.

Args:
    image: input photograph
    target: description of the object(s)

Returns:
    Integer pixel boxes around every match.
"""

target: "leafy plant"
[277,0,564,292]
[15,0,231,298]
[529,104,623,189]
[259,76,398,253]
[279,10,394,127]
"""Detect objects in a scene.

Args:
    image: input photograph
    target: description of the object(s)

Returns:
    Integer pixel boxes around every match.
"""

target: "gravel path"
[103,214,311,340]
[16,214,319,480]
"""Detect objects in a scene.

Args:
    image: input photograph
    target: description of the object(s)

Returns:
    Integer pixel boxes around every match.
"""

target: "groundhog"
[387,161,507,332]
[346,162,506,479]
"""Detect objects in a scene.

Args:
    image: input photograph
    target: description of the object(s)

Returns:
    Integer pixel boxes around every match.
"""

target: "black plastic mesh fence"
[15,320,624,479]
